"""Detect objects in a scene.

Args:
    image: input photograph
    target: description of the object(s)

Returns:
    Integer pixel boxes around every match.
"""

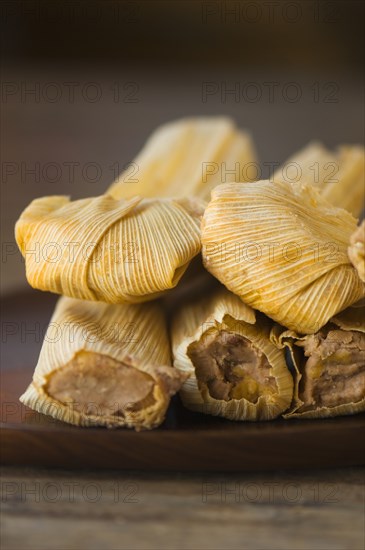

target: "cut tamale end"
[274,142,365,218]
[201,180,365,334]
[271,304,365,420]
[107,117,257,201]
[15,194,204,303]
[19,297,186,430]
[348,221,365,282]
[172,288,293,421]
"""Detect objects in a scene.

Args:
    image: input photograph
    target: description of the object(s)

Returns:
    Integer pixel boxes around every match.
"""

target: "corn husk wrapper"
[274,142,365,218]
[270,302,365,419]
[172,288,293,421]
[20,296,186,430]
[348,220,365,282]
[331,298,365,329]
[202,180,365,334]
[15,194,204,303]
[107,117,257,202]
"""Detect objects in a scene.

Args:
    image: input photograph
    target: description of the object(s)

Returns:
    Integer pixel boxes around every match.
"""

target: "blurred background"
[1,0,364,293]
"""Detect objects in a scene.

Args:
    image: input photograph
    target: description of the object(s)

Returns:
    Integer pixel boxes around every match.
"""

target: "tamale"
[20,296,186,430]
[107,117,257,201]
[348,220,365,282]
[274,142,365,218]
[271,302,365,419]
[15,194,204,303]
[201,180,365,334]
[172,288,293,421]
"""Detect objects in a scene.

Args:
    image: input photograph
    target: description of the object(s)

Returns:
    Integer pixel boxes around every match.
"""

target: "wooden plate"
[1,290,364,471]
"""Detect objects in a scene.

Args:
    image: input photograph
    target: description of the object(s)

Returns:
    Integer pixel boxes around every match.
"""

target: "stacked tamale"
[16,117,365,429]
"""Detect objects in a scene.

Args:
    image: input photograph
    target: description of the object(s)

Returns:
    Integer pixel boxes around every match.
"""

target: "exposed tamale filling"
[45,351,156,417]
[297,328,365,410]
[187,330,277,402]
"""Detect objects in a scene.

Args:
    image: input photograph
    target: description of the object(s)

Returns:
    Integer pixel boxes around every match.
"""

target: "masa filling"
[45,351,156,416]
[298,328,365,409]
[187,330,277,402]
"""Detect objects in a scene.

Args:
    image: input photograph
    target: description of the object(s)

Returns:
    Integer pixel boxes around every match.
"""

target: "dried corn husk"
[15,194,204,303]
[331,298,365,329]
[274,142,336,189]
[348,220,365,282]
[274,142,365,218]
[271,302,365,419]
[202,180,365,334]
[20,296,186,430]
[322,147,365,217]
[107,117,257,201]
[172,288,293,421]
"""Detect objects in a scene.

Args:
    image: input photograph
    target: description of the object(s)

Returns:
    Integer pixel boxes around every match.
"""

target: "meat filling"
[298,328,365,410]
[45,351,156,417]
[187,330,277,402]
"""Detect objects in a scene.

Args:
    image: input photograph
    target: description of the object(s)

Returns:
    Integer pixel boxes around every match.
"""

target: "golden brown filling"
[45,351,156,417]
[298,329,365,409]
[187,330,277,402]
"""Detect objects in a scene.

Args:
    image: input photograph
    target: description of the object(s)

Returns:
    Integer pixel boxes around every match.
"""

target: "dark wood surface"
[1,465,363,550]
[1,465,364,550]
[1,290,365,471]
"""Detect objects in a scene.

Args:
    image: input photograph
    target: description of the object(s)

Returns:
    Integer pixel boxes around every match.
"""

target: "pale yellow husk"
[202,180,365,334]
[270,302,365,419]
[15,194,204,303]
[348,221,365,282]
[172,288,293,421]
[20,296,185,429]
[274,142,365,218]
[107,117,257,201]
